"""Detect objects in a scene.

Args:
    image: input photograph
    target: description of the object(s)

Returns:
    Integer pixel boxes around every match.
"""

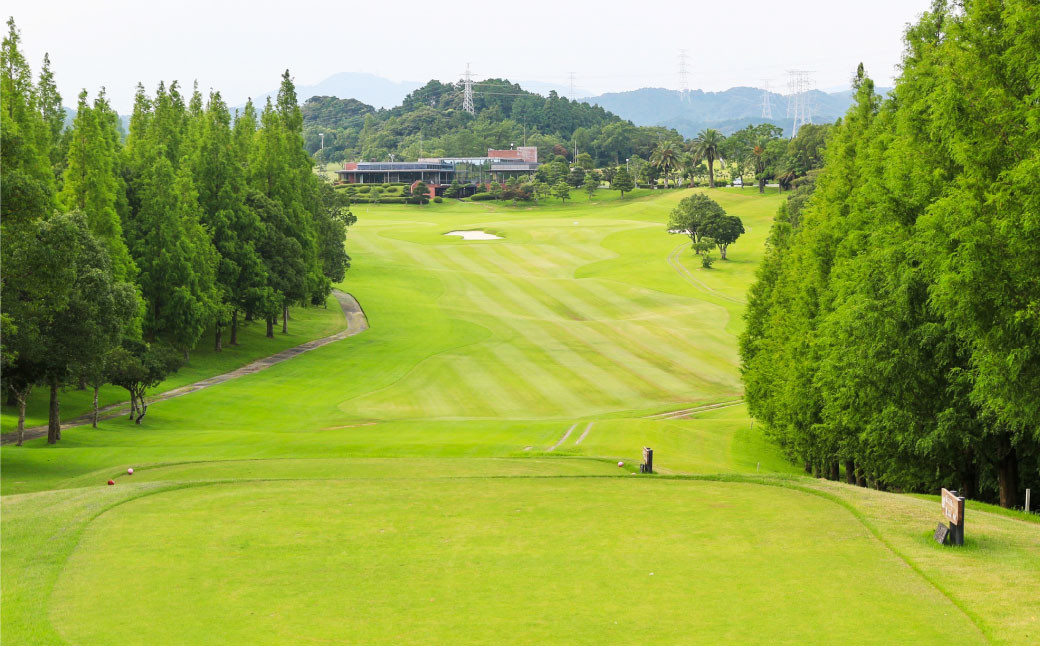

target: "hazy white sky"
[7,0,930,113]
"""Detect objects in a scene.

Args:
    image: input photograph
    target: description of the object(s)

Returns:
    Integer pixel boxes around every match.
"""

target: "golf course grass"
[3,188,1038,644]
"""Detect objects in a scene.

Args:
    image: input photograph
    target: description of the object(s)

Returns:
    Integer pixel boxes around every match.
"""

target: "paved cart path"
[2,291,368,445]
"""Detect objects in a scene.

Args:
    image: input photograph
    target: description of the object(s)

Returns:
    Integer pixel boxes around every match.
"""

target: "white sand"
[445,230,502,240]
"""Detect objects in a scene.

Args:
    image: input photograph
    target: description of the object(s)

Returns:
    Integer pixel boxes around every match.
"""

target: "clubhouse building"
[336,146,540,194]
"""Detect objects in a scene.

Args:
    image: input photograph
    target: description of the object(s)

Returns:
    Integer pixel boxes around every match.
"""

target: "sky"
[7,0,931,113]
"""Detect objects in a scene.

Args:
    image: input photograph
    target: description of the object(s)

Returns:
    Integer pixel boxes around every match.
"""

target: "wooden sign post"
[940,488,965,546]
[640,447,653,474]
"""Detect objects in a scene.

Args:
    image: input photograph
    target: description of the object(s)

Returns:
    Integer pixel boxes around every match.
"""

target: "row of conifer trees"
[1,19,353,443]
[739,0,1039,508]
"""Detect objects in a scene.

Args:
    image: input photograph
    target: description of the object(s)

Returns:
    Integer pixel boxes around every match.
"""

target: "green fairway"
[3,189,1037,644]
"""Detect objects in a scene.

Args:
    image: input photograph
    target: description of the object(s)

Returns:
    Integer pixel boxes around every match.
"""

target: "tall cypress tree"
[0,18,55,225]
[60,89,137,281]
[190,91,268,350]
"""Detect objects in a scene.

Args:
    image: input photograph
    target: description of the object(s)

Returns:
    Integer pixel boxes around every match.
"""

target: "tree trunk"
[829,461,840,481]
[845,460,856,485]
[997,446,1018,508]
[215,323,223,352]
[47,379,60,444]
[183,349,190,361]
[758,178,766,194]
[282,303,289,334]
[230,310,239,345]
[708,160,715,188]
[266,316,274,338]
[16,391,27,446]
[92,386,99,428]
[719,244,728,260]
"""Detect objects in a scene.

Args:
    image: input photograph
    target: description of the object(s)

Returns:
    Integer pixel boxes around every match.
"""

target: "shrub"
[358,185,371,194]
[471,193,497,201]
[433,196,443,203]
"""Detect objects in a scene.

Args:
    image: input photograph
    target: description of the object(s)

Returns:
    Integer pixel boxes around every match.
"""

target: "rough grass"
[2,189,1037,644]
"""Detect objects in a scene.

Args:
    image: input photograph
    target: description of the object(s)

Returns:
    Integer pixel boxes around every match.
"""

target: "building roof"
[337,161,454,173]
[488,146,538,163]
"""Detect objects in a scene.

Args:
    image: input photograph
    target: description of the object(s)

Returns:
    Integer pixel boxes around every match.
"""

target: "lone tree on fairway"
[612,167,634,197]
[107,339,182,424]
[690,129,726,188]
[552,180,571,203]
[701,211,745,260]
[667,193,726,254]
[583,173,599,198]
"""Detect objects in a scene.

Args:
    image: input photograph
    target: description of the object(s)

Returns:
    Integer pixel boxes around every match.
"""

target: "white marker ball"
[127,468,134,475]
[617,461,624,467]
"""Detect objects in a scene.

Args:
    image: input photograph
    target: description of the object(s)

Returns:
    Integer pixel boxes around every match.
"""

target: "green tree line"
[1,19,354,443]
[302,80,685,167]
[739,0,1039,508]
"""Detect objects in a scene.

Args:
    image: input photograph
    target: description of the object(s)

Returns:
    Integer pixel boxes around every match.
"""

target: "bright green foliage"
[410,180,429,205]
[36,53,66,177]
[0,18,55,225]
[129,151,220,353]
[650,141,681,187]
[582,173,598,197]
[188,91,268,346]
[740,1,1040,507]
[690,129,726,188]
[701,212,745,260]
[667,193,726,251]
[60,90,136,281]
[106,339,183,423]
[565,165,584,188]
[551,180,571,202]
[2,214,138,442]
[611,166,634,196]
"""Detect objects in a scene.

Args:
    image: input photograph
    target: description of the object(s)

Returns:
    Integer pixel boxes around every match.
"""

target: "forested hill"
[301,79,681,166]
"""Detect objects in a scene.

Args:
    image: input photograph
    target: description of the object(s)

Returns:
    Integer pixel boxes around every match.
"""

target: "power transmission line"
[786,70,815,137]
[462,63,475,114]
[760,79,773,119]
[678,49,690,102]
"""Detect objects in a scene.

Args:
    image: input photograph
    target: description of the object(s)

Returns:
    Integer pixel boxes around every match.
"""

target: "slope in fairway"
[5,190,1035,644]
[52,478,982,645]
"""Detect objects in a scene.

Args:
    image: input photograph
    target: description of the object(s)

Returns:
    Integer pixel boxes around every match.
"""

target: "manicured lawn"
[0,295,346,432]
[2,189,1036,644]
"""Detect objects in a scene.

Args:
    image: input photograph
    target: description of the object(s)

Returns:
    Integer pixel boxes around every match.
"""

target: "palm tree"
[745,137,769,194]
[650,141,681,188]
[690,129,726,188]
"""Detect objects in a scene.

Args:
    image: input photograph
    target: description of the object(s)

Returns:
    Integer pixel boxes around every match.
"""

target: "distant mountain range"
[580,86,891,137]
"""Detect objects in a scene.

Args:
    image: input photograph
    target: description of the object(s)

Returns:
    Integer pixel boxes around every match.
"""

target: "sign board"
[641,447,653,474]
[941,488,964,525]
[933,523,949,545]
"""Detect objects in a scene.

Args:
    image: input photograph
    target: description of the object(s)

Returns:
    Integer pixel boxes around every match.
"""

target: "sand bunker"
[445,230,501,240]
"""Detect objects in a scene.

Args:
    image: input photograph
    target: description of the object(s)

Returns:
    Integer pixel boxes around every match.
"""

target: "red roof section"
[488,149,522,159]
